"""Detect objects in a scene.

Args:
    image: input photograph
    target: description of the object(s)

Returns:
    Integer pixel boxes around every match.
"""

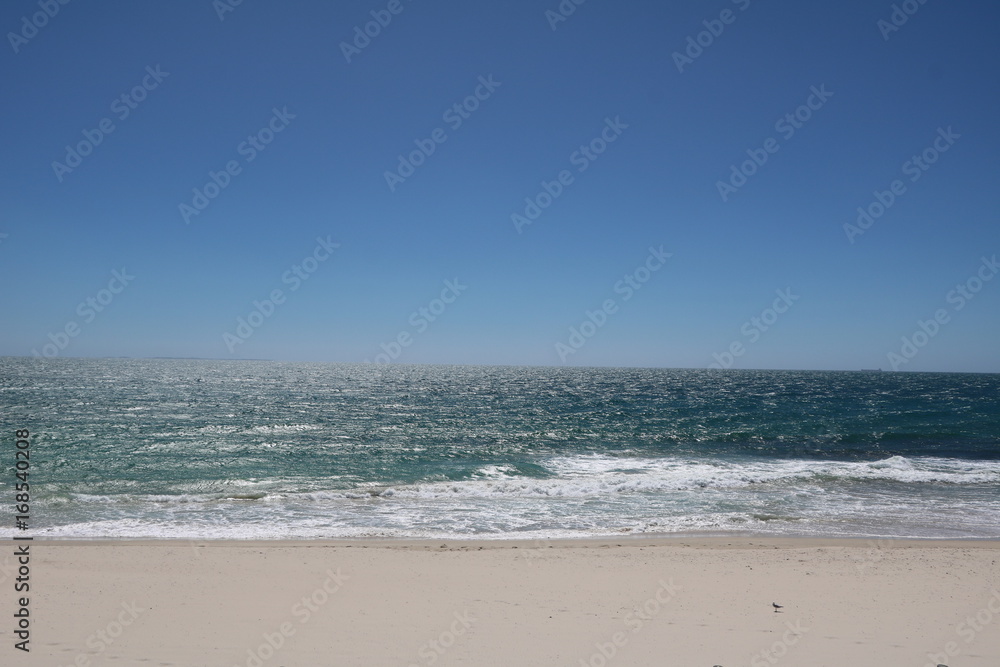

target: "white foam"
[248,424,320,434]
[387,455,1000,500]
[7,455,999,541]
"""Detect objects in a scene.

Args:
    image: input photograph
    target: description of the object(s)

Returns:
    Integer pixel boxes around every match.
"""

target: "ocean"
[1,358,998,540]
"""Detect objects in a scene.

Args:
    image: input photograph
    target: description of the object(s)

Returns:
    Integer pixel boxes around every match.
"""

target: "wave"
[35,455,1000,507]
[370,455,1000,499]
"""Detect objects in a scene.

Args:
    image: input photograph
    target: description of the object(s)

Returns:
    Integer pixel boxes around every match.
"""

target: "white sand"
[4,537,1000,666]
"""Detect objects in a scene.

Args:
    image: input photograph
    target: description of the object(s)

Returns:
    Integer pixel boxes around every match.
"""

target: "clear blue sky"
[1,0,998,371]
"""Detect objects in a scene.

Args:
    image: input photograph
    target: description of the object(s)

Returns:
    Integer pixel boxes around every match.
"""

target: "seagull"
[772,602,784,612]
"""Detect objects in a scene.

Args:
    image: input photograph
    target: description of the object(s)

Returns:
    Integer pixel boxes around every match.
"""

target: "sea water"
[1,358,997,540]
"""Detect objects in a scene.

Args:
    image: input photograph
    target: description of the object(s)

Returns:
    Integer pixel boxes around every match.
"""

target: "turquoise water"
[2,358,998,539]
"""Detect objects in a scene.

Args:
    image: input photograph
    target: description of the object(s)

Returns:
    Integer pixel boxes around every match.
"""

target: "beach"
[5,0,999,662]
[4,363,999,665]
[6,537,1000,666]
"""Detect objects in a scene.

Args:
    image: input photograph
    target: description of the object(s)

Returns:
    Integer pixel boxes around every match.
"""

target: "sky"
[1,0,998,371]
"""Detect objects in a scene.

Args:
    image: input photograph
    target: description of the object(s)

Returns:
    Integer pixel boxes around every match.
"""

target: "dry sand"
[3,537,999,666]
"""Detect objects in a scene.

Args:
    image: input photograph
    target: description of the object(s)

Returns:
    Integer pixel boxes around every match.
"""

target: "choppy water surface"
[1,358,998,539]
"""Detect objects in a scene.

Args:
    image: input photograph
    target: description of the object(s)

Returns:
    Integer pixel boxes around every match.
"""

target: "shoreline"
[8,534,1000,547]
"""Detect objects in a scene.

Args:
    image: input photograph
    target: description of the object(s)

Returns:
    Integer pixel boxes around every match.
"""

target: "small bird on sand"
[772,602,784,612]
